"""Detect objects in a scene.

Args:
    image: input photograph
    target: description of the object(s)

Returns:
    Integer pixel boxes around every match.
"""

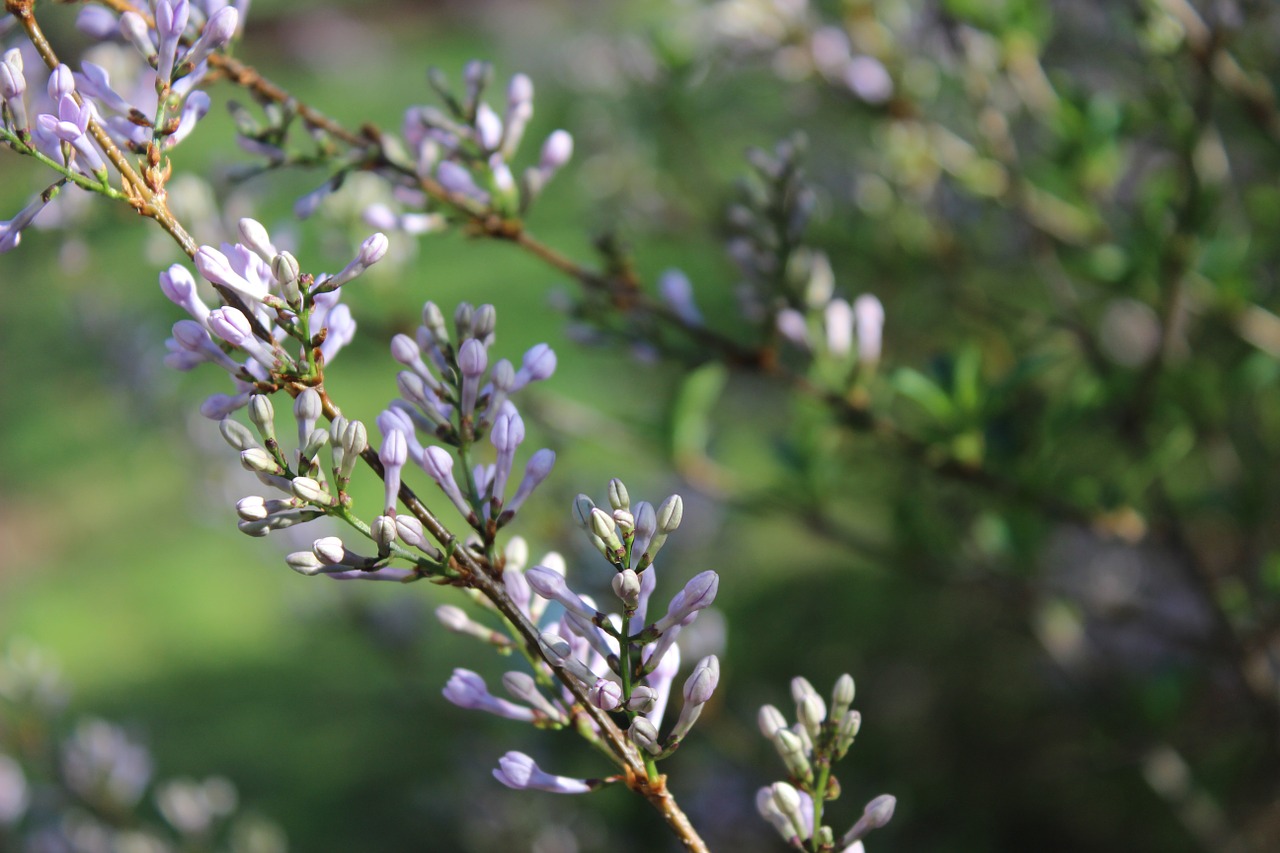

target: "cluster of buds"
[728,137,887,389]
[757,674,895,851]
[437,480,723,792]
[214,388,443,583]
[162,218,383,419]
[389,60,574,219]
[382,300,557,530]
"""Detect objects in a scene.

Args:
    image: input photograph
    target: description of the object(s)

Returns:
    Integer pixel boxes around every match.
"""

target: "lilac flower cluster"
[757,674,895,851]
[437,479,724,793]
[382,300,558,529]
[161,218,378,419]
[365,60,574,230]
[0,1,245,250]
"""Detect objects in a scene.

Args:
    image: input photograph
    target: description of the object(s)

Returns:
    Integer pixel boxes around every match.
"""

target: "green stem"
[810,760,831,852]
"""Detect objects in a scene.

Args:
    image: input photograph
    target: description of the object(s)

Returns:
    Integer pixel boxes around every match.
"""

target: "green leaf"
[670,361,729,462]
[891,368,957,423]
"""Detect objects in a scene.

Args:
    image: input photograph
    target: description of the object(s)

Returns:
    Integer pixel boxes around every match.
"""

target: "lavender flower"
[492,752,594,794]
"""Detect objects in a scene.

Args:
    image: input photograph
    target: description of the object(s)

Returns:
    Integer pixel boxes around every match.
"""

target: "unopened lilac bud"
[835,709,862,756]
[48,64,74,102]
[831,674,855,722]
[371,515,397,555]
[470,304,497,341]
[758,704,788,738]
[525,566,595,620]
[248,395,275,442]
[572,495,595,529]
[629,717,661,755]
[632,501,657,564]
[683,655,720,705]
[588,678,622,711]
[294,387,322,436]
[338,420,368,482]
[313,536,347,565]
[492,752,592,794]
[757,787,797,843]
[119,12,157,59]
[776,308,810,348]
[842,794,896,846]
[791,676,819,706]
[659,268,702,325]
[458,339,487,414]
[272,250,299,286]
[607,478,630,511]
[184,6,238,70]
[774,728,813,781]
[454,302,474,339]
[236,496,268,521]
[300,428,328,463]
[395,515,426,549]
[240,447,282,475]
[219,418,257,451]
[475,103,502,150]
[655,570,718,631]
[656,495,683,533]
[422,301,449,345]
[359,232,389,266]
[854,293,885,363]
[824,298,854,357]
[589,507,622,554]
[390,334,419,366]
[437,160,487,201]
[436,605,469,633]
[798,693,827,740]
[769,782,807,842]
[285,551,325,575]
[612,569,640,609]
[516,343,556,387]
[292,477,335,506]
[237,218,277,264]
[196,245,268,302]
[627,685,657,714]
[504,449,555,516]
[539,129,573,173]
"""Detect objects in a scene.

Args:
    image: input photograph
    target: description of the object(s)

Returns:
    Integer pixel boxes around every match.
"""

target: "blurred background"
[3,0,1280,851]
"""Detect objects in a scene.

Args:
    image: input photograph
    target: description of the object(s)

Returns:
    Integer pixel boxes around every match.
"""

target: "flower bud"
[240,447,282,475]
[248,395,275,442]
[758,704,788,738]
[612,569,641,609]
[798,693,827,740]
[831,673,855,722]
[237,218,277,264]
[312,536,347,565]
[607,478,630,511]
[627,686,657,714]
[656,494,683,533]
[235,496,268,522]
[371,515,397,555]
[291,476,335,506]
[285,551,325,575]
[219,418,257,451]
[588,678,622,711]
[629,717,661,755]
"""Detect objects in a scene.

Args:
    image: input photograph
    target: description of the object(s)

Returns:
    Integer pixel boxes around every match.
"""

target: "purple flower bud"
[511,342,556,390]
[525,566,596,620]
[683,655,720,705]
[539,129,573,173]
[358,231,389,266]
[47,64,74,102]
[422,446,473,520]
[436,160,488,202]
[207,306,253,345]
[155,0,189,82]
[659,269,702,325]
[853,293,884,363]
[776,308,810,348]
[444,669,536,722]
[493,752,592,794]
[629,717,661,754]
[475,103,502,150]
[312,536,347,565]
[237,218,276,264]
[119,12,157,59]
[380,428,408,511]
[0,51,25,99]
[182,6,238,71]
[656,571,718,632]
[824,298,854,357]
[395,515,427,549]
[504,448,554,516]
[588,678,622,711]
[195,245,268,302]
